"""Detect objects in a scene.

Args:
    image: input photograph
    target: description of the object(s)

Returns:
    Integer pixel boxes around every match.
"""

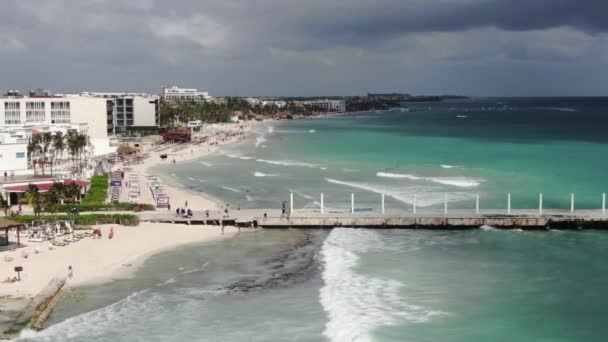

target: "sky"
[0,0,607,97]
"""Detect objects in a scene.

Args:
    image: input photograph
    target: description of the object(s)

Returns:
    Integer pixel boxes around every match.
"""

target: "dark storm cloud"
[0,0,606,96]
[299,0,608,45]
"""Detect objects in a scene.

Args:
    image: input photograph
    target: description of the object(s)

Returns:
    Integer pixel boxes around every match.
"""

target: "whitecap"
[377,172,422,180]
[326,178,475,207]
[376,172,482,188]
[309,129,316,133]
[199,161,213,167]
[255,136,267,147]
[221,186,241,193]
[253,172,278,177]
[440,165,458,169]
[256,159,323,169]
[342,169,360,173]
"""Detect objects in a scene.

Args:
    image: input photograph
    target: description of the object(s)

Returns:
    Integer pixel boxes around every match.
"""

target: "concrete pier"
[139,208,608,230]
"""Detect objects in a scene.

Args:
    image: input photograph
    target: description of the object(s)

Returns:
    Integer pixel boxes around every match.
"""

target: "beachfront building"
[303,99,346,113]
[80,92,160,134]
[0,130,28,175]
[0,92,160,153]
[162,86,212,102]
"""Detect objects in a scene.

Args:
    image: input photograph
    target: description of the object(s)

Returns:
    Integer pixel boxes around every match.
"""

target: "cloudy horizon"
[1,0,607,97]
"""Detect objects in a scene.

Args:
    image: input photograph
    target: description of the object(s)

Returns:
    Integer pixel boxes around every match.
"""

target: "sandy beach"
[1,121,264,300]
[0,224,248,299]
[119,121,261,211]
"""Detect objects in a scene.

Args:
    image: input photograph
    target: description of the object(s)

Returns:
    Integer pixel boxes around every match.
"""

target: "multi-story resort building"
[303,99,346,113]
[0,90,160,175]
[162,86,212,102]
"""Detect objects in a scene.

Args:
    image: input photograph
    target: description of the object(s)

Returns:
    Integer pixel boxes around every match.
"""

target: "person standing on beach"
[185,200,188,208]
[168,203,171,211]
[68,266,73,279]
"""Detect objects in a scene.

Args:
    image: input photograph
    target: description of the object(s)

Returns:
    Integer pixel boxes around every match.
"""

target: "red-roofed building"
[1,178,91,205]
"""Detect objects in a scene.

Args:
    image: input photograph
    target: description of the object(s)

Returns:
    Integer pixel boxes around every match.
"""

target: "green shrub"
[12,214,140,226]
[45,202,155,213]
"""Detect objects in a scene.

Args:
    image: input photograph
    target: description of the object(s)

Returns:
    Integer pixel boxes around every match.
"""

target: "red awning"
[3,179,91,193]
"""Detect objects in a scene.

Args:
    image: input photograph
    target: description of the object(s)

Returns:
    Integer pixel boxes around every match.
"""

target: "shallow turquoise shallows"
[19,97,608,342]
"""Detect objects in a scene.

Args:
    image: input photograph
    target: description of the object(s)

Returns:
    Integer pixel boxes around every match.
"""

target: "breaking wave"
[376,172,482,187]
[325,178,475,207]
[220,186,241,193]
[320,229,443,342]
[253,172,278,177]
[256,159,323,169]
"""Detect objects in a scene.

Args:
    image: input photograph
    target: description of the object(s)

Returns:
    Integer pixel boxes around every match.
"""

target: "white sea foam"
[255,136,267,147]
[19,287,157,340]
[309,129,316,133]
[376,172,482,187]
[320,229,443,342]
[536,107,578,112]
[377,172,422,180]
[342,169,360,173]
[456,115,468,118]
[431,178,481,187]
[221,186,241,193]
[289,188,314,201]
[253,172,278,177]
[256,159,323,169]
[186,177,196,181]
[199,161,213,167]
[325,178,474,207]
[440,164,458,169]
[223,152,254,160]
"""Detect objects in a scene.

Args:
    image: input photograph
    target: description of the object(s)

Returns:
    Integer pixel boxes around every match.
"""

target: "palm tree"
[66,130,79,170]
[64,183,81,204]
[0,193,9,216]
[52,131,65,165]
[41,132,53,175]
[23,184,43,217]
[76,134,88,172]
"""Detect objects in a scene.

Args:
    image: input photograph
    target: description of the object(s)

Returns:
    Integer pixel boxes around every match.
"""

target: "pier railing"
[288,192,608,216]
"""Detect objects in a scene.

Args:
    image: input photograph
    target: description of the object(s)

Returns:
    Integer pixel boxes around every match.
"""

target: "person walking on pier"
[282,201,286,216]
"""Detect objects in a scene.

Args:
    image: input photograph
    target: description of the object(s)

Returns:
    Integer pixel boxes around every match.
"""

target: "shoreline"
[0,224,248,300]
[1,121,268,334]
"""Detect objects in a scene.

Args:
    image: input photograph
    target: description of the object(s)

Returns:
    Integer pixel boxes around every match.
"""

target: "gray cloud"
[0,0,606,96]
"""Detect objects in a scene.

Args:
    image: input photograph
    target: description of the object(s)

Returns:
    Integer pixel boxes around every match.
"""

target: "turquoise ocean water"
[19,97,608,341]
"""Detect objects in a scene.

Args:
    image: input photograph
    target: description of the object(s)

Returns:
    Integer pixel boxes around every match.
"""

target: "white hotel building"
[0,92,159,174]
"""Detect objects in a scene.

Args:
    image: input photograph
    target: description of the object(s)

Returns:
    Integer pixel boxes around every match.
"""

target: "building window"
[16,152,25,158]
[4,101,21,124]
[51,101,71,123]
[26,101,45,123]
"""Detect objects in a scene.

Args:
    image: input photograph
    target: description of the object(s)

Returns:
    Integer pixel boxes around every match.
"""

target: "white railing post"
[444,193,448,214]
[290,192,294,214]
[320,193,324,214]
[539,193,543,215]
[570,193,575,214]
[351,193,354,213]
[475,193,480,215]
[381,193,385,214]
[603,193,606,215]
[507,193,511,215]
[413,194,417,214]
